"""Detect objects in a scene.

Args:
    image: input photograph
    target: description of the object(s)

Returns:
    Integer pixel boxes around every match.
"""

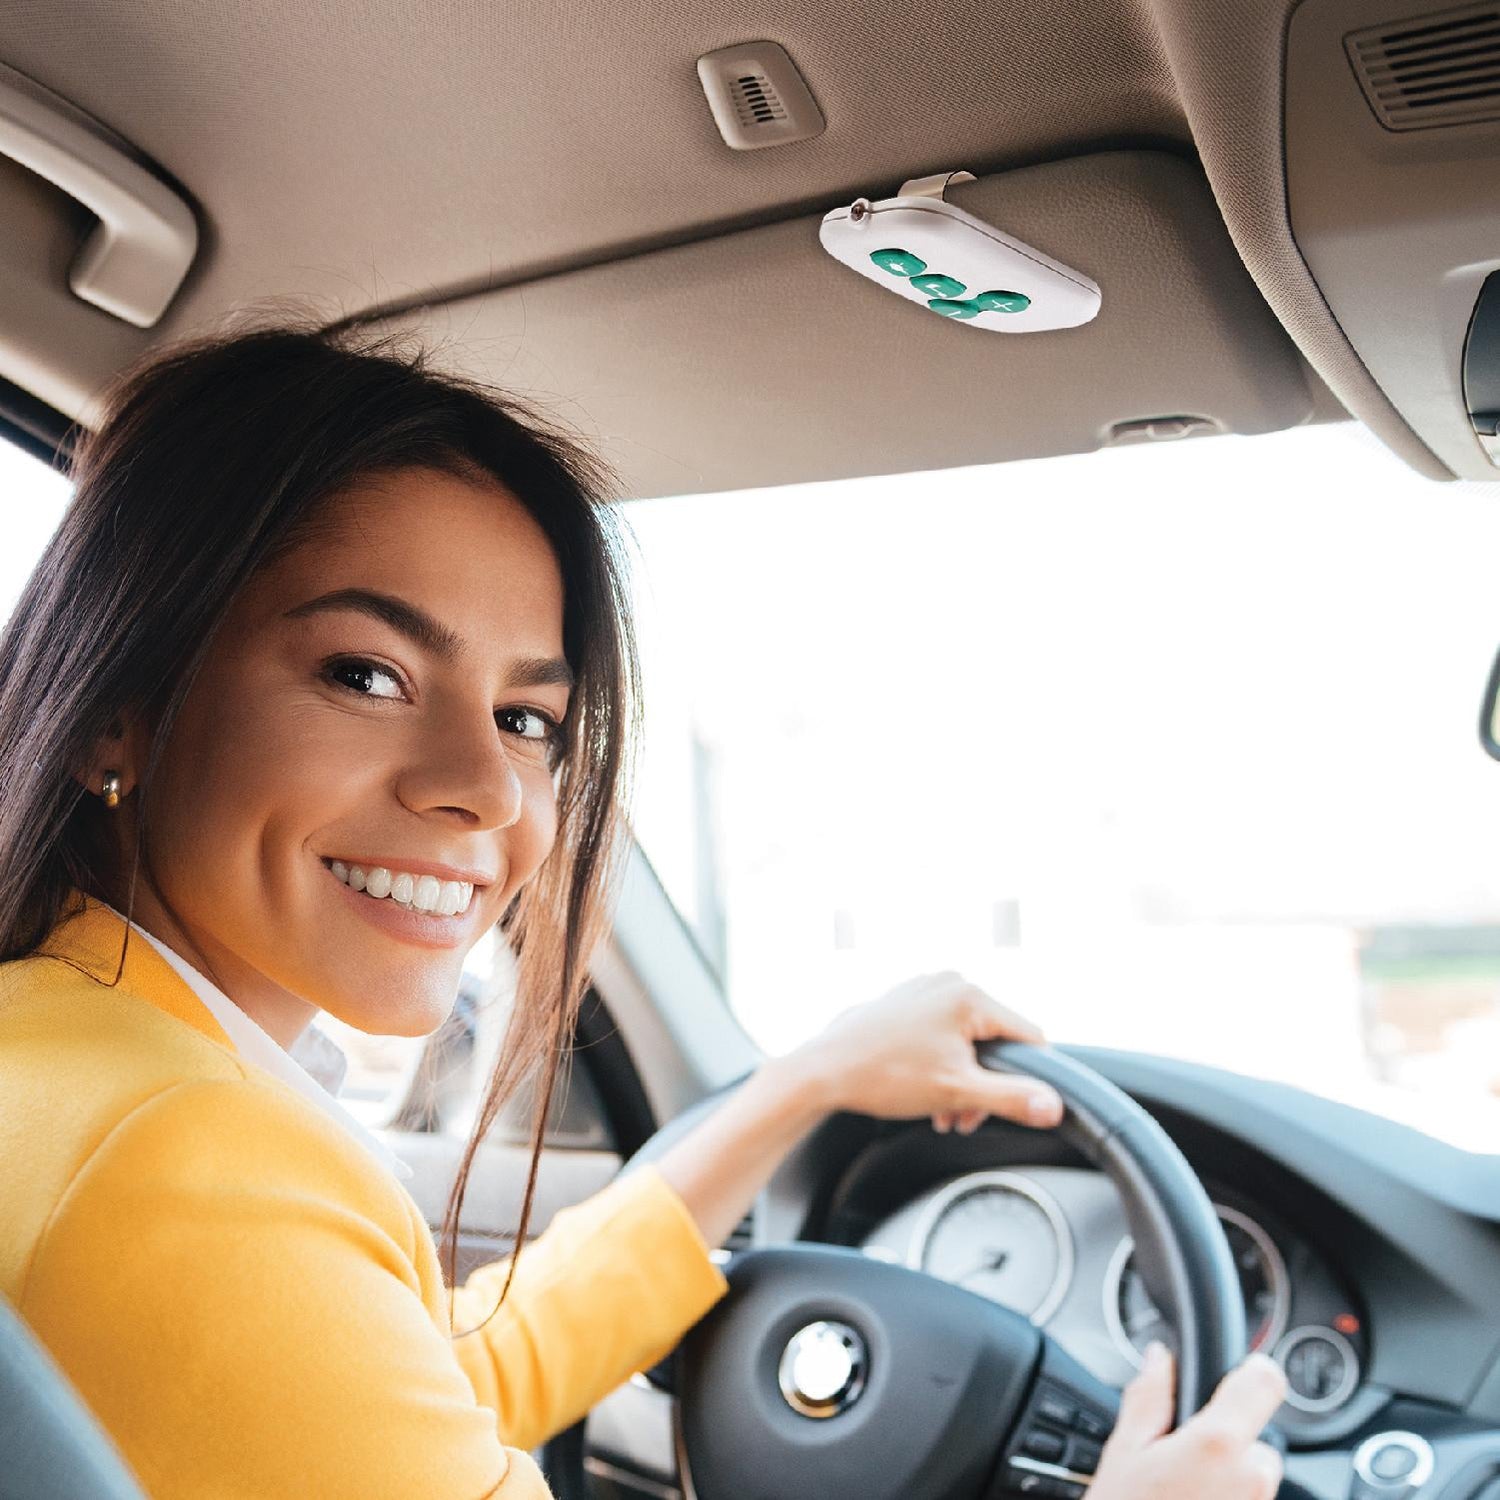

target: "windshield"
[628,421,1500,1153]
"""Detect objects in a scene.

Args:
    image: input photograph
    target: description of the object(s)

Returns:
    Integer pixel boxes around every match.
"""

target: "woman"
[0,321,1285,1499]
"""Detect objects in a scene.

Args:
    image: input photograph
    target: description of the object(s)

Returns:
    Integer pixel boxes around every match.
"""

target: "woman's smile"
[321,855,490,949]
[321,855,491,914]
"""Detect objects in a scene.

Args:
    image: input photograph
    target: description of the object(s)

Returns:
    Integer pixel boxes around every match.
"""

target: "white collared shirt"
[104,904,413,1183]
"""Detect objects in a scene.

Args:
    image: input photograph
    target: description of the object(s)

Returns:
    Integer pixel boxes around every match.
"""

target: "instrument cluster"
[856,1164,1368,1421]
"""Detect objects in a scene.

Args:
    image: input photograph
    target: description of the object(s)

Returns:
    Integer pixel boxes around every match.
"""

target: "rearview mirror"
[1482,646,1500,761]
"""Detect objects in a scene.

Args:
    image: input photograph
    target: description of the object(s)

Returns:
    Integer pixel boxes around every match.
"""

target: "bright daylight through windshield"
[9,422,1500,1151]
[627,421,1500,1154]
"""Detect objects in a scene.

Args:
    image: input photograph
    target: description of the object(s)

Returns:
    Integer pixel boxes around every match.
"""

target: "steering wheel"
[672,1041,1249,1500]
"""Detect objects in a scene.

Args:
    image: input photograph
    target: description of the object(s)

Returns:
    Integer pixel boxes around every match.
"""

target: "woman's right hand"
[1089,1342,1288,1500]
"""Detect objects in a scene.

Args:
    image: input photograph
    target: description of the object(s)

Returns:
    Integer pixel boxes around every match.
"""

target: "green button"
[869,248,927,277]
[909,272,967,298]
[974,289,1031,313]
[928,298,980,320]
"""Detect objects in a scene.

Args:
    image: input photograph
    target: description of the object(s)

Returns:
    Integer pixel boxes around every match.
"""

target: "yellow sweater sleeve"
[448,1165,729,1453]
[18,1077,721,1500]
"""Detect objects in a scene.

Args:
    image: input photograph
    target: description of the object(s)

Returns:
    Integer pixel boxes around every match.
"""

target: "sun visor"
[370,150,1318,499]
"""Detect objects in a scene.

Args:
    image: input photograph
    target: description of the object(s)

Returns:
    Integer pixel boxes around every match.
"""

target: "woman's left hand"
[786,970,1065,1134]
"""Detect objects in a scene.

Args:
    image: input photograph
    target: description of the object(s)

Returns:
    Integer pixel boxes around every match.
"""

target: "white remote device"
[819,173,1101,333]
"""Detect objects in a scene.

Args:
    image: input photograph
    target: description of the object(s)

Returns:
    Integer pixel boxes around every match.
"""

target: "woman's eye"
[325,658,404,700]
[497,706,556,743]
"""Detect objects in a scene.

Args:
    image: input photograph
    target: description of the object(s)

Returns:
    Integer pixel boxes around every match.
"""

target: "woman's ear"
[74,716,148,805]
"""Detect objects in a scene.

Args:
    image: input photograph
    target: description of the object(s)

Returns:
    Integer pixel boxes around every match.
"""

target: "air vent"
[1348,4,1500,131]
[697,41,825,151]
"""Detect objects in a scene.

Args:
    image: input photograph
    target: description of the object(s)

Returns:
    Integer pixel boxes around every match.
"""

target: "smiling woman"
[0,327,637,1276]
[0,322,707,1498]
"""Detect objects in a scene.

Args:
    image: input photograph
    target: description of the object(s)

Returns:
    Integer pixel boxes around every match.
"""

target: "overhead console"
[1286,0,1500,480]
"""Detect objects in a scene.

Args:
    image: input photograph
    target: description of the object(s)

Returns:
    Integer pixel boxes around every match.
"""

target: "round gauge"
[1274,1326,1361,1413]
[908,1170,1074,1325]
[1104,1205,1291,1368]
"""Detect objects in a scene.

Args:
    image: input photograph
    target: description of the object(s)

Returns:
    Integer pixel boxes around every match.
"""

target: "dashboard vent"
[1348,4,1500,131]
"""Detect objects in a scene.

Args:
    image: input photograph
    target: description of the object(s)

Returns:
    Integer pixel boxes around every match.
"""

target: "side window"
[0,430,72,619]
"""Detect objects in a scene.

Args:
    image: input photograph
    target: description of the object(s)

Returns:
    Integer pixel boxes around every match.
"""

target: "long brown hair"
[0,313,639,1309]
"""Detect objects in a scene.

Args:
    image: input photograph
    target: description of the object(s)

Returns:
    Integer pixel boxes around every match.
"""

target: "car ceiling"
[0,0,1464,494]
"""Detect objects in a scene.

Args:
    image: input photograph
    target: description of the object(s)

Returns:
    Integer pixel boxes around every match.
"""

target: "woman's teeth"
[326,860,473,917]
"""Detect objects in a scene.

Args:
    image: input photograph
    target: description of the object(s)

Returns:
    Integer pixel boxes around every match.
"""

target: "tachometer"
[1105,1204,1290,1367]
[908,1170,1074,1325]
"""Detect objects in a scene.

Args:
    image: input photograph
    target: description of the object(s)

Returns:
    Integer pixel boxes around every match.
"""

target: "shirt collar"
[98,900,413,1183]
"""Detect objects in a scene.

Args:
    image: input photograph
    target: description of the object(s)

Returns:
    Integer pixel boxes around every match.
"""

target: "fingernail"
[1144,1340,1167,1367]
[1028,1089,1063,1125]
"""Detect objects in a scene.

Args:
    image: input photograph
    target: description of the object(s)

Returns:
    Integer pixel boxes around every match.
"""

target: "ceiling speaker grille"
[1349,4,1500,130]
[697,41,825,150]
[732,74,789,129]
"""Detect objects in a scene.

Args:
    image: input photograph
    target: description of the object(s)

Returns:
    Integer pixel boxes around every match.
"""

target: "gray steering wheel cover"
[978,1039,1247,1424]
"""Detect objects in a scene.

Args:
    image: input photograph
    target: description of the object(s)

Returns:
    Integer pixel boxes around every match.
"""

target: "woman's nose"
[394,714,526,830]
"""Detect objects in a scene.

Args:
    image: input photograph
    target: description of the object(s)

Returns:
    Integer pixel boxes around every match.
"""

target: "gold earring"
[101,771,122,809]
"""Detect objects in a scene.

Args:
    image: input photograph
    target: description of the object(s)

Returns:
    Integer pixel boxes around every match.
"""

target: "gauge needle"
[955,1248,1010,1284]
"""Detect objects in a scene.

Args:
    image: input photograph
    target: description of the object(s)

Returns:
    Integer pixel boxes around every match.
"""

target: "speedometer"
[1105,1204,1291,1367]
[908,1170,1074,1325]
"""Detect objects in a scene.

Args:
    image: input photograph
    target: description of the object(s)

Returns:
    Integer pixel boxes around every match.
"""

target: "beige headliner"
[0,0,1449,487]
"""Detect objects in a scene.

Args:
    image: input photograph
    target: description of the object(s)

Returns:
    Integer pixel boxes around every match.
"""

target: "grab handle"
[0,63,197,328]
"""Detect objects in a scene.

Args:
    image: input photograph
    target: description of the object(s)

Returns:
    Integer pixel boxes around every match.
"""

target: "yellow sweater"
[0,896,728,1498]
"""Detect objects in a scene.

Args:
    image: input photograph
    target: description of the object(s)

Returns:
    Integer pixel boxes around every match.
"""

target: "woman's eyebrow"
[508,655,575,691]
[283,586,573,689]
[285,587,464,661]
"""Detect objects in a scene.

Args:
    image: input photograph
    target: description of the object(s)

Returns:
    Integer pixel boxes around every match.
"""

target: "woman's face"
[123,464,570,1043]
